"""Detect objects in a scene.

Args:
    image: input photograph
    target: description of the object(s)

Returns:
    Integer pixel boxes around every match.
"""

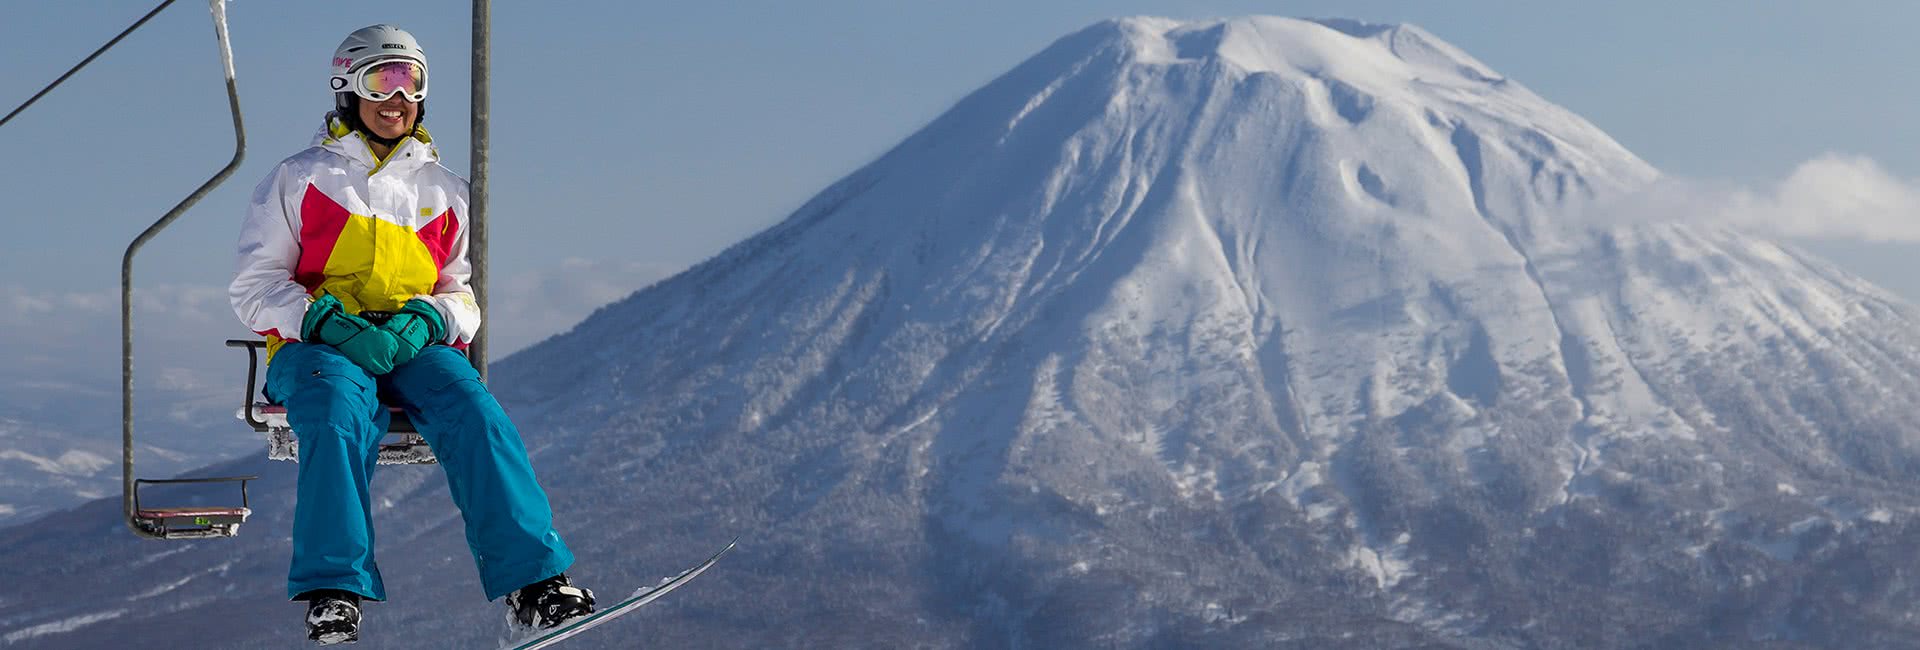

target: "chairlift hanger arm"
[122,0,247,540]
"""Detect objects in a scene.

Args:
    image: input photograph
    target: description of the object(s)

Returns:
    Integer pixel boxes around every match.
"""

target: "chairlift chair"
[131,477,254,539]
[227,339,439,465]
[112,0,492,540]
[120,0,257,540]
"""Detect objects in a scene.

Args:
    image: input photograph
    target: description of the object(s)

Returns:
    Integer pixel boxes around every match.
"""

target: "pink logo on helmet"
[333,57,354,68]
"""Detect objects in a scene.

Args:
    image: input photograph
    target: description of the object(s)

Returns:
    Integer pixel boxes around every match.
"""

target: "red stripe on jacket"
[295,185,352,291]
[416,207,460,272]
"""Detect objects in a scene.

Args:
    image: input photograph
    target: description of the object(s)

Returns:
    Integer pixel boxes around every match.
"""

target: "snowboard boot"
[301,589,362,645]
[506,573,596,630]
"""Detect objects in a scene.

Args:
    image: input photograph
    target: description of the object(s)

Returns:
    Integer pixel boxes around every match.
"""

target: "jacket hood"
[312,111,439,172]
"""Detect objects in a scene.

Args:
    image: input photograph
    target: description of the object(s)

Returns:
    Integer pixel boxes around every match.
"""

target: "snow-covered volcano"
[9,16,1920,649]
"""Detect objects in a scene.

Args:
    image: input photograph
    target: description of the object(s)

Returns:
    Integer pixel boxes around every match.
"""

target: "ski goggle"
[330,59,428,103]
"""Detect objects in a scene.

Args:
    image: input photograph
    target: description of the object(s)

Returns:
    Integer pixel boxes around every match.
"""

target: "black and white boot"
[506,573,596,630]
[302,589,362,645]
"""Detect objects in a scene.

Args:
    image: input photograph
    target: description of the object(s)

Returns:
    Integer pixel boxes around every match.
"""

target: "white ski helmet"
[329,24,428,110]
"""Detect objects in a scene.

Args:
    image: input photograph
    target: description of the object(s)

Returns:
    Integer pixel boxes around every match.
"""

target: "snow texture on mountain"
[9,15,1920,649]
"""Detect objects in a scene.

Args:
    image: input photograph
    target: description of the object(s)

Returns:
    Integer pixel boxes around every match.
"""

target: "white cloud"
[0,262,676,499]
[1577,154,1920,242]
[0,283,244,393]
[0,282,221,319]
[1763,155,1920,241]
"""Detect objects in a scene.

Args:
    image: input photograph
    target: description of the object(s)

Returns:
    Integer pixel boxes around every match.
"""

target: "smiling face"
[356,93,419,142]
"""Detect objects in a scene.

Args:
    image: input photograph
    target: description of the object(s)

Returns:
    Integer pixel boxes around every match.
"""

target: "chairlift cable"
[0,0,179,130]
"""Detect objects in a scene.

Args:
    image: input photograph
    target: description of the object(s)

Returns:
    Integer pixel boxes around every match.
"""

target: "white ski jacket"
[229,114,481,361]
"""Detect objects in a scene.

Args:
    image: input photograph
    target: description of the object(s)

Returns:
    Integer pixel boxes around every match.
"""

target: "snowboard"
[501,538,737,650]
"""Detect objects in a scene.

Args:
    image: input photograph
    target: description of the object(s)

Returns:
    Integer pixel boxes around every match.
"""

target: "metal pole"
[124,0,246,538]
[470,0,491,380]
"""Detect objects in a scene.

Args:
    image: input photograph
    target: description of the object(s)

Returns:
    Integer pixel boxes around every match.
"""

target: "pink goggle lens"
[361,60,426,100]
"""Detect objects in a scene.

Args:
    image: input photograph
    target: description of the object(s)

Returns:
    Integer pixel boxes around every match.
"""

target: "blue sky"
[4,0,1920,361]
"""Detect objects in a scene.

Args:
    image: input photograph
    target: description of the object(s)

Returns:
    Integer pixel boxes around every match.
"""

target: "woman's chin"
[371,124,410,140]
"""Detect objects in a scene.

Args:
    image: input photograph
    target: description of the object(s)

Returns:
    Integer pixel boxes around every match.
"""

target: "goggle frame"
[329,58,429,103]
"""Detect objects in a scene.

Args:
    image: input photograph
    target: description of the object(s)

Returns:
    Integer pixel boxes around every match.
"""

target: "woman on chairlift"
[228,24,593,646]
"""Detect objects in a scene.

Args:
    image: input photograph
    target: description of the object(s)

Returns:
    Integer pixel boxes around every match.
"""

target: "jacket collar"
[313,111,438,175]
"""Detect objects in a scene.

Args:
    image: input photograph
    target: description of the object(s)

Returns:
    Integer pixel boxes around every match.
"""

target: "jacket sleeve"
[417,181,482,345]
[229,164,313,340]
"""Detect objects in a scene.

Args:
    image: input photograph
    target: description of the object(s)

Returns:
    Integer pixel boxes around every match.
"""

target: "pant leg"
[266,343,390,601]
[381,346,574,601]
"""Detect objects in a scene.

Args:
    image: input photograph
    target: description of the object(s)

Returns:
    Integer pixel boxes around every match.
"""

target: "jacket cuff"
[414,294,462,345]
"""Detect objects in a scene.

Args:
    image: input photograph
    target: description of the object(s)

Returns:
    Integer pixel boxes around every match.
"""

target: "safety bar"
[226,339,269,430]
[133,475,257,513]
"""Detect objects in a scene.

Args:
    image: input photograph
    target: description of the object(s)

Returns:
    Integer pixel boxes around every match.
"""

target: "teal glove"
[381,298,447,368]
[300,293,401,375]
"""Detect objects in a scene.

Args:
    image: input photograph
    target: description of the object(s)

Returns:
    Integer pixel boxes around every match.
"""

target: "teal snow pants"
[266,342,574,602]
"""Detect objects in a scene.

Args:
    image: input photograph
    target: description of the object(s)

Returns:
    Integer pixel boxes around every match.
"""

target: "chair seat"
[244,403,438,466]
[255,405,405,415]
[248,403,419,434]
[227,340,435,465]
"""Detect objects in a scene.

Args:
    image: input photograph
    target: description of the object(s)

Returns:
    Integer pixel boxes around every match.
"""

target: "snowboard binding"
[507,573,596,630]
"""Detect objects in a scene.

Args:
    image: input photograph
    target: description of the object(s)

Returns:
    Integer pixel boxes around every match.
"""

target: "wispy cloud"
[1577,154,1920,242]
[0,256,678,384]
[0,282,246,389]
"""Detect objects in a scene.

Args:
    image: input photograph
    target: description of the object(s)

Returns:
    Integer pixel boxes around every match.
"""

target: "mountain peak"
[1010,16,1659,210]
[1102,16,1505,90]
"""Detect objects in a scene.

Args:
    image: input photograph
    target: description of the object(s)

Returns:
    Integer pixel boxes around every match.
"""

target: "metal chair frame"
[117,0,256,540]
[228,340,440,465]
[131,477,253,539]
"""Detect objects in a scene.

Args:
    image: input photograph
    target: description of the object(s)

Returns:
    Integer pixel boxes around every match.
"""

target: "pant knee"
[288,397,380,442]
[438,378,497,411]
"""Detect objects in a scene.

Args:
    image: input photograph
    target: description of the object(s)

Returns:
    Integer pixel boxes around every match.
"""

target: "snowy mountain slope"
[9,15,1920,649]
[0,353,255,528]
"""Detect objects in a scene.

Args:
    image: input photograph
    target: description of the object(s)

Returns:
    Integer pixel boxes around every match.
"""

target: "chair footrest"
[136,507,251,520]
[133,508,251,539]
[265,427,439,465]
